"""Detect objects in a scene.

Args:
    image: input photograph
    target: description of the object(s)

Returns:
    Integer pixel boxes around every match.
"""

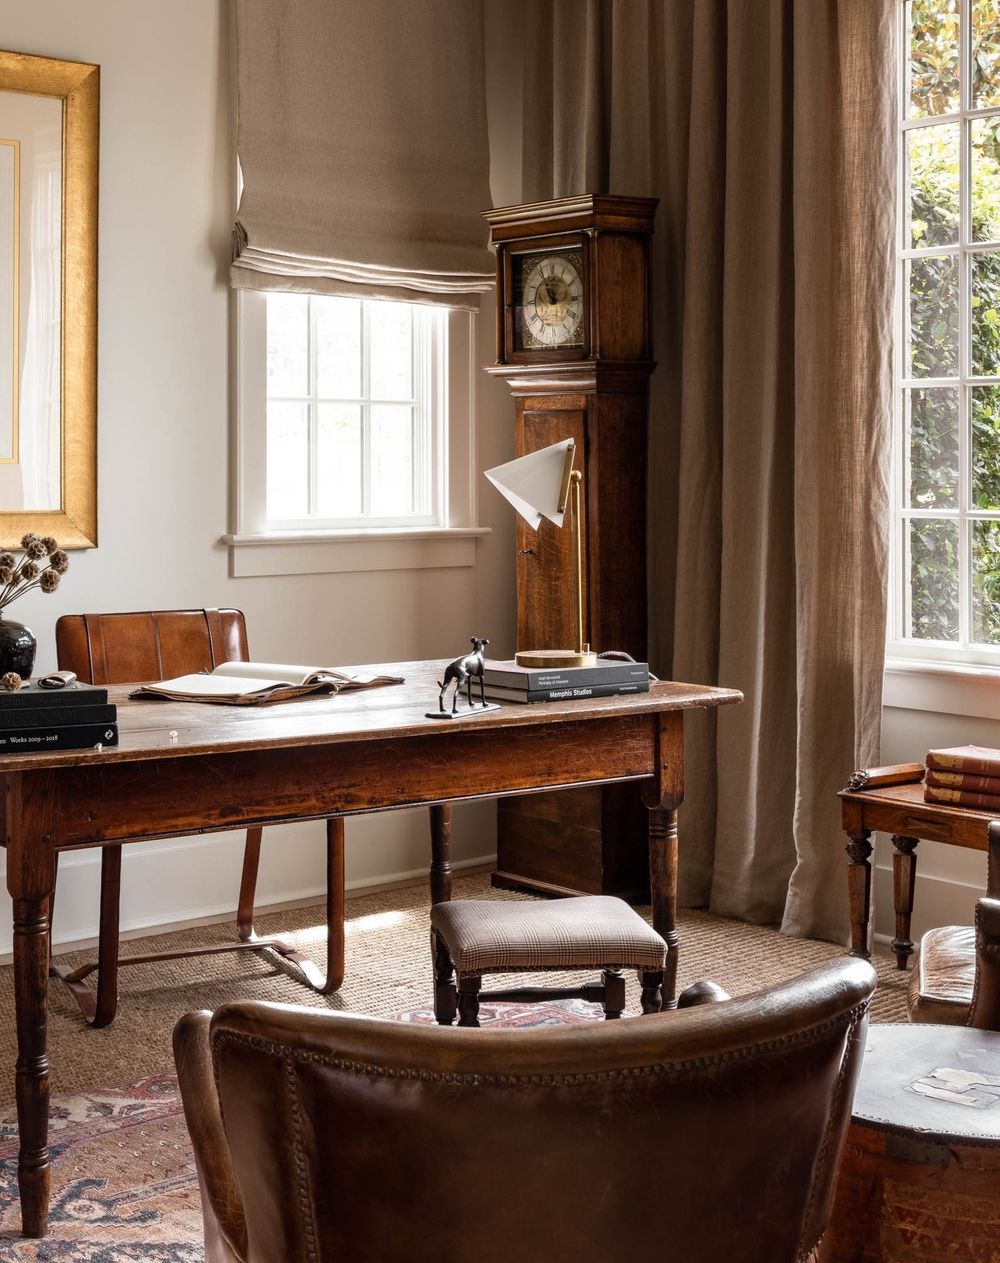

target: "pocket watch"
[516,250,584,351]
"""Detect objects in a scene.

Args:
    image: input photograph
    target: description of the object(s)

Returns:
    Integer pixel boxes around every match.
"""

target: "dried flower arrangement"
[0,534,70,615]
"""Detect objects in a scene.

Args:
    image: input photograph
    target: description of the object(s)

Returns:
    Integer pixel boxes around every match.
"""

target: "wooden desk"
[839,780,992,969]
[0,660,739,1237]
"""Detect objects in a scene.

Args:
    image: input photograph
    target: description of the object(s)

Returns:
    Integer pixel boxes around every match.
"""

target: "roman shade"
[231,0,494,308]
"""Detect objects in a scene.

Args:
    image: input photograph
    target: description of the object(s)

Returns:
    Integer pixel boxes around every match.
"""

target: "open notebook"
[130,661,405,706]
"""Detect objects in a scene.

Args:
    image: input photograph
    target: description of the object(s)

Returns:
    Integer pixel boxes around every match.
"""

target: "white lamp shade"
[484,439,574,531]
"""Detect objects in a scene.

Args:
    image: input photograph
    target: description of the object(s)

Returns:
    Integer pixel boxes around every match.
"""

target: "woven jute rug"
[0,871,909,1258]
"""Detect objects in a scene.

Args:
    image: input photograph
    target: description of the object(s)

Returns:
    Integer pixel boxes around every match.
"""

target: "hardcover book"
[926,745,1000,779]
[482,658,650,691]
[925,768,1000,796]
[0,721,118,752]
[0,681,109,709]
[924,784,1000,812]
[0,702,117,730]
[484,680,650,704]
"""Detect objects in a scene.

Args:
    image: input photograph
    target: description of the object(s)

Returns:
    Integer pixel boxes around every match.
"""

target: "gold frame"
[0,50,98,548]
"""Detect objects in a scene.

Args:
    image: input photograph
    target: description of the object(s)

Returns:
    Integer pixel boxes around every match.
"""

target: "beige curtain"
[523,0,896,942]
[232,0,494,306]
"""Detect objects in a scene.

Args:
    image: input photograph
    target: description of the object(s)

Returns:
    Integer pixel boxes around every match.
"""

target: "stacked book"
[482,657,651,705]
[924,745,1000,810]
[0,681,118,753]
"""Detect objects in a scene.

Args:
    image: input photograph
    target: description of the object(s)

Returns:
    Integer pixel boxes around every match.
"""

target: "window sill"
[222,527,491,578]
[884,656,1000,720]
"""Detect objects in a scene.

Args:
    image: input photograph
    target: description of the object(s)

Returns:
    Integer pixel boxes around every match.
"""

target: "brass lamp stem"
[570,470,587,657]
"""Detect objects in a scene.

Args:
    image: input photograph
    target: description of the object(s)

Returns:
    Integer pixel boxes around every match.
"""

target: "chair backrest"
[177,958,876,1263]
[56,608,249,685]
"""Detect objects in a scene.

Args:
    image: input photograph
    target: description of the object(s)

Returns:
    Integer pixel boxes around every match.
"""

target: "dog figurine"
[438,637,490,714]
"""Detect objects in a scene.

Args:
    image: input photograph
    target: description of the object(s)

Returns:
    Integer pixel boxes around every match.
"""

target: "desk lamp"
[485,438,596,669]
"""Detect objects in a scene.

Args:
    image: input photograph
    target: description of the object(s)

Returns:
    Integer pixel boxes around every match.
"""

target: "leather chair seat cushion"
[907,925,975,1025]
[430,896,668,974]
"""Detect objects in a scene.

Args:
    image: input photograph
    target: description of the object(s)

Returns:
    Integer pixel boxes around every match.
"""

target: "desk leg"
[891,835,919,971]
[845,829,873,960]
[430,805,453,904]
[648,806,679,1009]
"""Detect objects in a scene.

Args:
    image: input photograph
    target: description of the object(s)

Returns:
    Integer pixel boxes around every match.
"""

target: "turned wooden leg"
[891,835,919,971]
[639,969,664,1014]
[457,974,481,1028]
[236,826,264,943]
[845,829,873,960]
[92,845,122,1028]
[602,969,626,1020]
[648,806,679,1008]
[432,931,458,1026]
[429,804,453,905]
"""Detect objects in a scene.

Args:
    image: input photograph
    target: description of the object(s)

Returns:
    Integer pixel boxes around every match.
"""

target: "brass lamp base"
[515,647,599,669]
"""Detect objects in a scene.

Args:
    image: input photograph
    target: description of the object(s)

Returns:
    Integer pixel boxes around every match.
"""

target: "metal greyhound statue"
[437,636,490,715]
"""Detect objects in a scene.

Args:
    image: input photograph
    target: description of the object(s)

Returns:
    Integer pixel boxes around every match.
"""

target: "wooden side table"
[820,1024,1000,1263]
[839,781,994,968]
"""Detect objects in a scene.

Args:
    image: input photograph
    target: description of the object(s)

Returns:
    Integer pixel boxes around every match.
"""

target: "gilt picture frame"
[0,50,98,549]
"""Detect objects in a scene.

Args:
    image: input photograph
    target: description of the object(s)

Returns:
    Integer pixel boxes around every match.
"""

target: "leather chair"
[173,957,876,1263]
[906,818,1000,1031]
[51,608,346,1027]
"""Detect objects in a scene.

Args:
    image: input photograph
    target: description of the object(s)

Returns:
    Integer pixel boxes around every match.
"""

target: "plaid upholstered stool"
[430,896,668,1027]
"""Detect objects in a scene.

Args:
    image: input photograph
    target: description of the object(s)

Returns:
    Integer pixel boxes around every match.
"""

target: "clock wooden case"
[484,194,658,900]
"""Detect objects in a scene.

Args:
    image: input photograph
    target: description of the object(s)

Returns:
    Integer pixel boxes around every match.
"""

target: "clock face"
[517,251,584,351]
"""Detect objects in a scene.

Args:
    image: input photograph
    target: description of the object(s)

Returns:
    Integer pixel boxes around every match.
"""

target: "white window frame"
[888,0,1000,671]
[226,291,489,577]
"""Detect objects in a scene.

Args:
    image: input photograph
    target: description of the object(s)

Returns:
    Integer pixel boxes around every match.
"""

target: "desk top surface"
[0,661,742,773]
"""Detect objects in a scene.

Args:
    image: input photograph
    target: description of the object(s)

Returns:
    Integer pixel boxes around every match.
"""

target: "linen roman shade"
[231,0,494,307]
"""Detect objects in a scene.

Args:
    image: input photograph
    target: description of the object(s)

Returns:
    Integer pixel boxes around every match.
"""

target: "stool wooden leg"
[429,805,453,904]
[891,835,919,971]
[602,969,626,1020]
[432,931,458,1026]
[457,974,481,1028]
[639,969,663,1014]
[845,828,873,960]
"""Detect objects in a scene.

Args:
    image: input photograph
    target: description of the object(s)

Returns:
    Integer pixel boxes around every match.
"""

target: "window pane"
[316,404,362,517]
[972,518,1000,642]
[315,296,361,399]
[907,124,959,247]
[907,0,960,118]
[972,117,1000,244]
[369,303,413,400]
[908,386,959,508]
[266,402,309,519]
[974,385,1000,507]
[266,294,308,397]
[909,518,959,640]
[907,255,959,377]
[972,250,1000,376]
[973,0,1000,108]
[370,405,414,515]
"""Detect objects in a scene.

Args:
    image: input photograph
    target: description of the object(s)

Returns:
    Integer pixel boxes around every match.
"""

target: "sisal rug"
[0,872,909,1258]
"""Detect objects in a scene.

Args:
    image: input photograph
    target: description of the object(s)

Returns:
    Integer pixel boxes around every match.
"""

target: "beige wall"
[0,0,521,954]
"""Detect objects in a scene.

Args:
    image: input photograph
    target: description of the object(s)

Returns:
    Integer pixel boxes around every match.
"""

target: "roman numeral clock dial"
[518,251,584,351]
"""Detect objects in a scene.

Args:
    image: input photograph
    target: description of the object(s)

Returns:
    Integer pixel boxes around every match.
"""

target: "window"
[230,291,487,577]
[891,0,1000,664]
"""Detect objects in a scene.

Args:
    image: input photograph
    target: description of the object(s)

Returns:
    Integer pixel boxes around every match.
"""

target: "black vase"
[0,617,37,679]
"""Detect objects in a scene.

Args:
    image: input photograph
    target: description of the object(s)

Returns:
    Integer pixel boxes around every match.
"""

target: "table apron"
[2,713,657,848]
[847,802,991,849]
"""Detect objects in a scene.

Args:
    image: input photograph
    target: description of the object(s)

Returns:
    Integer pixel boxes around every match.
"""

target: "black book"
[0,682,109,710]
[482,659,650,690]
[0,721,119,752]
[484,680,650,704]
[0,702,117,730]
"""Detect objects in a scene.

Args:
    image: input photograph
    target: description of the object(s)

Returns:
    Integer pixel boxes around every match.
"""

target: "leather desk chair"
[173,957,877,1263]
[906,818,1000,1030]
[52,608,347,1027]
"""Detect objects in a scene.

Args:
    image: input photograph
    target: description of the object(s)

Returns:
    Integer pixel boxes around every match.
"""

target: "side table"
[820,1024,1000,1263]
[839,780,995,968]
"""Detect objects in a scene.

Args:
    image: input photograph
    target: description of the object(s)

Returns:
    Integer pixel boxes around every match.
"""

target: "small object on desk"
[131,660,404,705]
[845,762,924,791]
[1,671,22,692]
[37,670,77,689]
[427,636,500,720]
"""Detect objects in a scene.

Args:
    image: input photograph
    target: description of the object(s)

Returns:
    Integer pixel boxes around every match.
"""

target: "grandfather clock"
[484,194,658,899]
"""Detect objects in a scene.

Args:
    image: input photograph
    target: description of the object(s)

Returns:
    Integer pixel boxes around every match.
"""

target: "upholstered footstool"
[430,896,668,1027]
[906,924,976,1025]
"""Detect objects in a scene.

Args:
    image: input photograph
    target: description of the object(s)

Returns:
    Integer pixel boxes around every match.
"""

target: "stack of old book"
[0,681,118,753]
[482,657,651,705]
[924,745,1000,810]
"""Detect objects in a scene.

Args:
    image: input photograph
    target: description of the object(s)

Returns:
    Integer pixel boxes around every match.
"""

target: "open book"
[130,661,405,706]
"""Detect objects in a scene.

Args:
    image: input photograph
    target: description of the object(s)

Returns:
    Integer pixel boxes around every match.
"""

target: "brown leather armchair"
[907,818,1000,1031]
[173,957,876,1263]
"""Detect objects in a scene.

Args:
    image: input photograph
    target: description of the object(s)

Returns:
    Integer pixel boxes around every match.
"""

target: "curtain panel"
[523,0,896,942]
[231,0,494,307]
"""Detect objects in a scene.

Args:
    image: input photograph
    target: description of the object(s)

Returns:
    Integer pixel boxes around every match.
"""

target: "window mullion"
[959,0,972,646]
[361,302,370,515]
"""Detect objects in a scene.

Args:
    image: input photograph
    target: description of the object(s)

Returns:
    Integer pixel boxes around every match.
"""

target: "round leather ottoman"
[820,1024,1000,1263]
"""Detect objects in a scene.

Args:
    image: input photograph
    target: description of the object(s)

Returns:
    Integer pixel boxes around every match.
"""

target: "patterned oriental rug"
[0,999,597,1261]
